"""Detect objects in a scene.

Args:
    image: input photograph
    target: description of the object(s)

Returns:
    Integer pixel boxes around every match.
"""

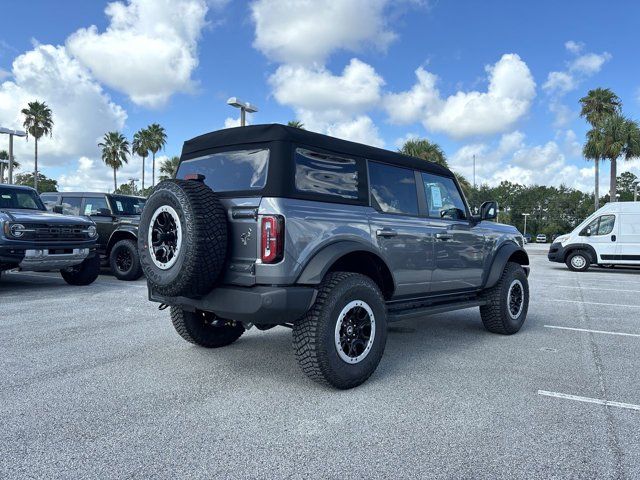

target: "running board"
[387,299,487,323]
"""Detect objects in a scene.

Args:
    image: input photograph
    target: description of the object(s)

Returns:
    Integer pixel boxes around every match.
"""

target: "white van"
[548,202,640,271]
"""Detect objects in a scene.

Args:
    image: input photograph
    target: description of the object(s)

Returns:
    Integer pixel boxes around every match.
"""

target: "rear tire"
[109,239,143,281]
[480,262,529,335]
[292,272,387,389]
[60,254,101,286]
[566,250,590,272]
[170,307,244,348]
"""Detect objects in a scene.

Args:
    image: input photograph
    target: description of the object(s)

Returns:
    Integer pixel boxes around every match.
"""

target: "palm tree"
[598,115,640,201]
[287,120,305,129]
[147,123,167,186]
[399,138,448,168]
[159,156,180,181]
[21,100,53,192]
[583,128,604,207]
[98,132,130,192]
[132,128,152,191]
[579,88,622,208]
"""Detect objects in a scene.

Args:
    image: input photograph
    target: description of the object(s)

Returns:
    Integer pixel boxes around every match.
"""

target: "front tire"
[170,307,244,348]
[292,272,388,389]
[109,239,143,281]
[60,254,101,286]
[566,250,590,272]
[480,262,529,335]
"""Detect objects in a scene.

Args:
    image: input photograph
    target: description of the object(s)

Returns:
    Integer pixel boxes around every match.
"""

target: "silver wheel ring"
[571,255,586,269]
[507,279,525,320]
[334,300,376,364]
[147,205,182,270]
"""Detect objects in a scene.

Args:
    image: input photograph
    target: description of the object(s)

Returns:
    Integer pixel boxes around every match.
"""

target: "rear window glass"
[295,148,359,199]
[368,162,419,216]
[177,149,269,192]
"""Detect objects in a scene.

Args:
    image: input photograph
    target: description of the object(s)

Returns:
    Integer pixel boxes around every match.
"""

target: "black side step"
[387,299,487,323]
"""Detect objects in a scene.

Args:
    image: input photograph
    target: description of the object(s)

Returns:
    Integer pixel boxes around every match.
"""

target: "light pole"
[473,154,476,189]
[634,181,639,202]
[0,127,27,185]
[128,177,140,195]
[226,97,258,126]
[522,213,530,237]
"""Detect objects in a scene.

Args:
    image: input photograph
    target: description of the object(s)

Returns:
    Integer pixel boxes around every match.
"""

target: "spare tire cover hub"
[148,205,182,270]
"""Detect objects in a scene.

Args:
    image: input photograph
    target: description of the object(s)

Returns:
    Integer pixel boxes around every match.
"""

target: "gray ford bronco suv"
[139,124,530,389]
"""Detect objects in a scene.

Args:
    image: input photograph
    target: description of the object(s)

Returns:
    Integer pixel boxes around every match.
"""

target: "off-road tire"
[566,250,590,272]
[480,261,529,335]
[292,272,388,389]
[170,307,244,348]
[138,179,227,297]
[60,254,101,286]
[109,239,143,281]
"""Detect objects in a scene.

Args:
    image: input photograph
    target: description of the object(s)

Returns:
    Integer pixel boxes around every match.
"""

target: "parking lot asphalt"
[2,245,639,479]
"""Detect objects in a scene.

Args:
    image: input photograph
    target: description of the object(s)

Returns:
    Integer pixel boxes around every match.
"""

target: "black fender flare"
[483,242,530,289]
[563,243,598,264]
[296,240,395,288]
[106,225,138,254]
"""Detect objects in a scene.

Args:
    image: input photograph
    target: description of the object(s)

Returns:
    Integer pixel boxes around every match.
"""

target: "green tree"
[159,155,180,181]
[115,181,137,196]
[597,114,640,201]
[287,120,305,129]
[579,88,622,209]
[0,150,18,183]
[147,123,167,186]
[21,100,54,192]
[132,128,152,191]
[98,132,130,193]
[14,172,58,192]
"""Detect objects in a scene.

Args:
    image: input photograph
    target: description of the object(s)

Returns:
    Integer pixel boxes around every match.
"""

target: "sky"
[0,0,639,193]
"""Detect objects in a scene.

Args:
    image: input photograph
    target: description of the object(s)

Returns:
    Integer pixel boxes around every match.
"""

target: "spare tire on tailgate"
[138,179,228,297]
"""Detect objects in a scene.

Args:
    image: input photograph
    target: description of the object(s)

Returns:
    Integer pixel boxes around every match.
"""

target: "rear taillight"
[261,215,284,264]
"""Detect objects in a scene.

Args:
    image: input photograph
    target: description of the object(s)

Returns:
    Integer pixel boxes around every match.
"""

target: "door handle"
[436,233,453,241]
[376,228,398,238]
[611,235,616,242]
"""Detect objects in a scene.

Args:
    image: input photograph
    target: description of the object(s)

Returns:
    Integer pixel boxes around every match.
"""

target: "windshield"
[108,195,146,215]
[0,187,46,211]
[177,148,269,193]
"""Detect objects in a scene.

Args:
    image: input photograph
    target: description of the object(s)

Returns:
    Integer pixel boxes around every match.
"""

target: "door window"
[421,173,467,220]
[368,162,419,216]
[581,215,615,236]
[83,196,110,216]
[61,197,82,215]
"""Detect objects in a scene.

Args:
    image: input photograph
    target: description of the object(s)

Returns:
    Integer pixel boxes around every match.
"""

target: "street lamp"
[522,213,530,237]
[0,126,27,184]
[226,97,258,127]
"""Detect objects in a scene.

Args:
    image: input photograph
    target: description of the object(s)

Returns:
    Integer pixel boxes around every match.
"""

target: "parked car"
[536,234,547,243]
[41,192,145,280]
[523,233,532,244]
[138,124,530,389]
[1,184,100,284]
[548,202,640,272]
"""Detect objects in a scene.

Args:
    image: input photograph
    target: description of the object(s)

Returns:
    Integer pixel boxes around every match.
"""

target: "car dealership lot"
[1,246,639,479]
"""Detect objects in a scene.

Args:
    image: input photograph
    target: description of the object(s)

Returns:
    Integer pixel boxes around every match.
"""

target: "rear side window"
[421,173,467,220]
[295,148,359,199]
[178,149,269,192]
[368,162,419,216]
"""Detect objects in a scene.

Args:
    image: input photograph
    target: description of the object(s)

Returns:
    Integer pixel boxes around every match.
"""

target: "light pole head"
[226,97,258,113]
[0,127,27,137]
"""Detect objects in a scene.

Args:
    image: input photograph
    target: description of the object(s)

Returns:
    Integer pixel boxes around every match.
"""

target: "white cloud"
[569,52,612,75]
[0,44,127,174]
[251,0,397,64]
[325,116,384,147]
[564,40,584,55]
[0,68,10,80]
[67,0,210,108]
[384,54,536,139]
[543,71,575,95]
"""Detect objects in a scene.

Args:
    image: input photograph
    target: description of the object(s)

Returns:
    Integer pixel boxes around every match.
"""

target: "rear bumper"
[148,284,317,325]
[547,242,565,263]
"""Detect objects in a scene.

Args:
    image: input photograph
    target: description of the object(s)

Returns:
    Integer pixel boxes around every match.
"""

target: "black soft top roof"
[182,124,453,177]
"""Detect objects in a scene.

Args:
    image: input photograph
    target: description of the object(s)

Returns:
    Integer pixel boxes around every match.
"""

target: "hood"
[482,221,520,235]
[0,209,94,225]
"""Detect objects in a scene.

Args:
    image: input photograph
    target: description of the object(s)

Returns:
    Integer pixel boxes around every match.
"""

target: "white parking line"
[534,285,640,293]
[547,299,640,308]
[544,325,640,338]
[538,390,640,411]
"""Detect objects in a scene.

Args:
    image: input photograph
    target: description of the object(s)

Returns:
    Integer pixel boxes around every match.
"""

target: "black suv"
[138,124,530,389]
[1,184,100,285]
[41,192,145,280]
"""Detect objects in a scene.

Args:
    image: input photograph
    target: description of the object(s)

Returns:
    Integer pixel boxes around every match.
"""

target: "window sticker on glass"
[430,187,443,208]
[84,204,93,215]
[116,201,123,210]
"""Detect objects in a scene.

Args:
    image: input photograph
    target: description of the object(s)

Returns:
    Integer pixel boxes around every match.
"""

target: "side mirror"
[95,208,112,216]
[585,227,592,236]
[52,205,63,214]
[480,201,498,221]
